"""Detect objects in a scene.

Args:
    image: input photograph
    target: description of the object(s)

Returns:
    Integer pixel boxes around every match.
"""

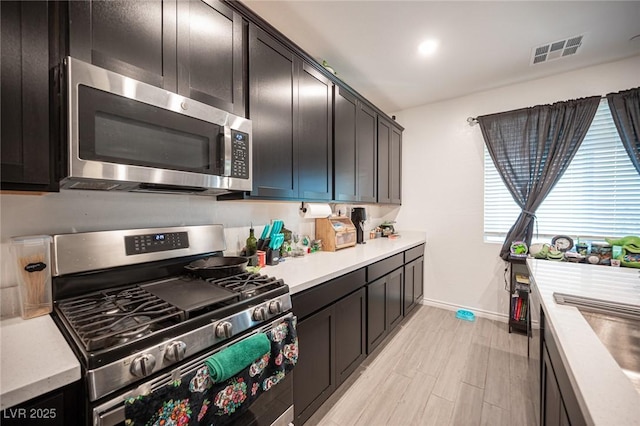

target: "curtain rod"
[466,95,608,126]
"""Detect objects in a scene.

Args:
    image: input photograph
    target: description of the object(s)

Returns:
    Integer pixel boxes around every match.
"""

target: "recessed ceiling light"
[418,39,439,56]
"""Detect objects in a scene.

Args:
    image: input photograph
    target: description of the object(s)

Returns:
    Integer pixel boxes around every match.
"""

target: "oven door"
[64,57,252,193]
[92,313,294,426]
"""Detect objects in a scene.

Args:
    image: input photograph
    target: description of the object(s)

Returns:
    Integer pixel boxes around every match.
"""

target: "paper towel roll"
[300,203,332,219]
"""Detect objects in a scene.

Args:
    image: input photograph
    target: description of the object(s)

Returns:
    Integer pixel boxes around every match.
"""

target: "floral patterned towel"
[124,316,298,426]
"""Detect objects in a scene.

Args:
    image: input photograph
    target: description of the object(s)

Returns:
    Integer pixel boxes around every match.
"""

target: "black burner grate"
[207,272,285,299]
[57,287,184,351]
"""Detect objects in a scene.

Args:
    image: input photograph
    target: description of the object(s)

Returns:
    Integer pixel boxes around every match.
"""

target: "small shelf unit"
[508,256,531,335]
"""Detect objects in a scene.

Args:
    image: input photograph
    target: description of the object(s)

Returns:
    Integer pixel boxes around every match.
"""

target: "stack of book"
[512,273,530,322]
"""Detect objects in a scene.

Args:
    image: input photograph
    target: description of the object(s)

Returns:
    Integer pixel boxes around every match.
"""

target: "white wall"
[393,55,640,320]
[0,190,398,318]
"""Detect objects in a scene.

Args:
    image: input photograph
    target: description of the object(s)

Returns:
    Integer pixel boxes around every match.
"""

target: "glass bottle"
[246,225,257,256]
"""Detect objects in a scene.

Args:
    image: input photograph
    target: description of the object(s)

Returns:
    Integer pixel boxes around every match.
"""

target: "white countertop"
[527,259,640,425]
[260,231,427,294]
[0,314,81,410]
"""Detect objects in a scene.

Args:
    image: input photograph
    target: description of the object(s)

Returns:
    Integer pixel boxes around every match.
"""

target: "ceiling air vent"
[531,34,583,65]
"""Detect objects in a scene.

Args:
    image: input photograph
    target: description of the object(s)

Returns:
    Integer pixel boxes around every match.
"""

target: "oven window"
[78,85,224,175]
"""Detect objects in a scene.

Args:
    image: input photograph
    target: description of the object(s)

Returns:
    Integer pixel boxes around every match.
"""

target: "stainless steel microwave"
[61,57,252,195]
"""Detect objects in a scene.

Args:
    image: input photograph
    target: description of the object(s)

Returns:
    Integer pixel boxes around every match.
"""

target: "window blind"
[484,99,640,242]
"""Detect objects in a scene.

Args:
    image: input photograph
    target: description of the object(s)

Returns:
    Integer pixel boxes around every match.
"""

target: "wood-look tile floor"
[304,305,540,426]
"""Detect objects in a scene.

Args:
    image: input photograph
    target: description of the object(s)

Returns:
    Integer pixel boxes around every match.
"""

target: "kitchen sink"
[554,293,640,395]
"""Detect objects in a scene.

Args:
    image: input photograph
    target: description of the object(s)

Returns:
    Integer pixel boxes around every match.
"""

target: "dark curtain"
[606,87,640,175]
[478,96,600,260]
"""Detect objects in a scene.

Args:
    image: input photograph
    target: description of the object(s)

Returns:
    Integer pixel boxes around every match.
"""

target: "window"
[484,99,640,243]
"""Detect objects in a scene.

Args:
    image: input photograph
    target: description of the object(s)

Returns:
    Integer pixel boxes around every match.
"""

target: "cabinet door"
[335,288,366,386]
[1,1,54,190]
[298,63,333,200]
[294,306,335,426]
[403,260,416,315]
[390,124,402,204]
[248,24,298,198]
[334,86,358,202]
[542,346,563,426]
[377,117,391,204]
[387,267,404,330]
[367,276,387,353]
[69,0,177,91]
[414,256,424,302]
[176,0,245,116]
[356,102,377,202]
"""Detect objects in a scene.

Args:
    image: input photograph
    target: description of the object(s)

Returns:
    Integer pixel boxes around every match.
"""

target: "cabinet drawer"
[292,268,366,319]
[367,253,403,282]
[404,244,425,263]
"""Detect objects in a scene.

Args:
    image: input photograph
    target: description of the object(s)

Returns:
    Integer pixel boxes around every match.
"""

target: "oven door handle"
[92,312,295,426]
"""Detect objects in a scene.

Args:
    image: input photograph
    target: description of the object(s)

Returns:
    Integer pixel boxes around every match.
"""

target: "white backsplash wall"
[0,189,398,317]
[392,54,640,321]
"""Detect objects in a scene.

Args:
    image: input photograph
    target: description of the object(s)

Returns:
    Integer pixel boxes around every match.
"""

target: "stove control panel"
[125,232,189,255]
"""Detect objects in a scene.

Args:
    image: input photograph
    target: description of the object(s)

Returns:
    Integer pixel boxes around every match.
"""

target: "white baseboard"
[418,298,509,323]
[418,298,540,329]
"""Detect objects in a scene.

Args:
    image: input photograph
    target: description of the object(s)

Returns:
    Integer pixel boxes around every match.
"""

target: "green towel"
[205,333,270,382]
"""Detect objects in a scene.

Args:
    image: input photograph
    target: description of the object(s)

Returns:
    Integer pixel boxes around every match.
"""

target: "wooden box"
[315,217,357,251]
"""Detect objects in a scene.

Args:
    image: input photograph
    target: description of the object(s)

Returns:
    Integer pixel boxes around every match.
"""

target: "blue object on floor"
[456,309,476,322]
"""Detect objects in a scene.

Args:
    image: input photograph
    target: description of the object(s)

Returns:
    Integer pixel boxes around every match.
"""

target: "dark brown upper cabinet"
[69,0,246,116]
[247,24,298,199]
[334,87,377,203]
[177,0,246,116]
[298,63,333,201]
[1,1,57,191]
[378,116,402,204]
[244,23,332,200]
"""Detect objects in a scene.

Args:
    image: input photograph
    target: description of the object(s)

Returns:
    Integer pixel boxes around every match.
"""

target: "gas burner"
[104,315,153,346]
[208,272,284,299]
[57,286,184,352]
[110,315,152,336]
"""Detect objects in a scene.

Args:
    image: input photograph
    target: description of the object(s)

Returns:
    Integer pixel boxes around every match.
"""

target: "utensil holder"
[266,248,279,266]
[10,235,53,319]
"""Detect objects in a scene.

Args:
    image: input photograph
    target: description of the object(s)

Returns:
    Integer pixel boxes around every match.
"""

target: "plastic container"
[455,309,476,322]
[10,235,53,319]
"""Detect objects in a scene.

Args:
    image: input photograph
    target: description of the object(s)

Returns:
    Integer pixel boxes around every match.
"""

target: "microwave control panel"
[231,130,249,179]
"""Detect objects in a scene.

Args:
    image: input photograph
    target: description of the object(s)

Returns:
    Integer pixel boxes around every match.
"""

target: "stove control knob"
[215,321,233,339]
[165,341,187,362]
[130,354,156,378]
[252,306,268,321]
[268,300,282,314]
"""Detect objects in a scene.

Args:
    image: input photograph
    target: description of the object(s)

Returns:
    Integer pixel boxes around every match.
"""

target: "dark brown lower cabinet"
[292,245,424,424]
[294,305,335,425]
[335,288,366,386]
[367,267,404,354]
[292,269,367,425]
[0,381,81,426]
[540,308,585,426]
[403,256,424,316]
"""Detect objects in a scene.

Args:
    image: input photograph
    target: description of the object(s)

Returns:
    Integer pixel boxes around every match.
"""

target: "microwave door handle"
[223,126,232,177]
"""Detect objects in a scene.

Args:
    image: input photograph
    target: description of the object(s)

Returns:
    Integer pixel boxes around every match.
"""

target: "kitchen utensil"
[257,224,270,250]
[260,224,270,240]
[185,256,249,279]
[271,220,283,236]
[269,233,284,250]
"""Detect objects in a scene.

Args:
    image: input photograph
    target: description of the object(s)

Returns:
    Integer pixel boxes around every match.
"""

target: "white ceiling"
[242,0,640,114]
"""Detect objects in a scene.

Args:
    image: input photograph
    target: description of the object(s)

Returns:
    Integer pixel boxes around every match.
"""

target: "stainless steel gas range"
[50,225,294,426]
